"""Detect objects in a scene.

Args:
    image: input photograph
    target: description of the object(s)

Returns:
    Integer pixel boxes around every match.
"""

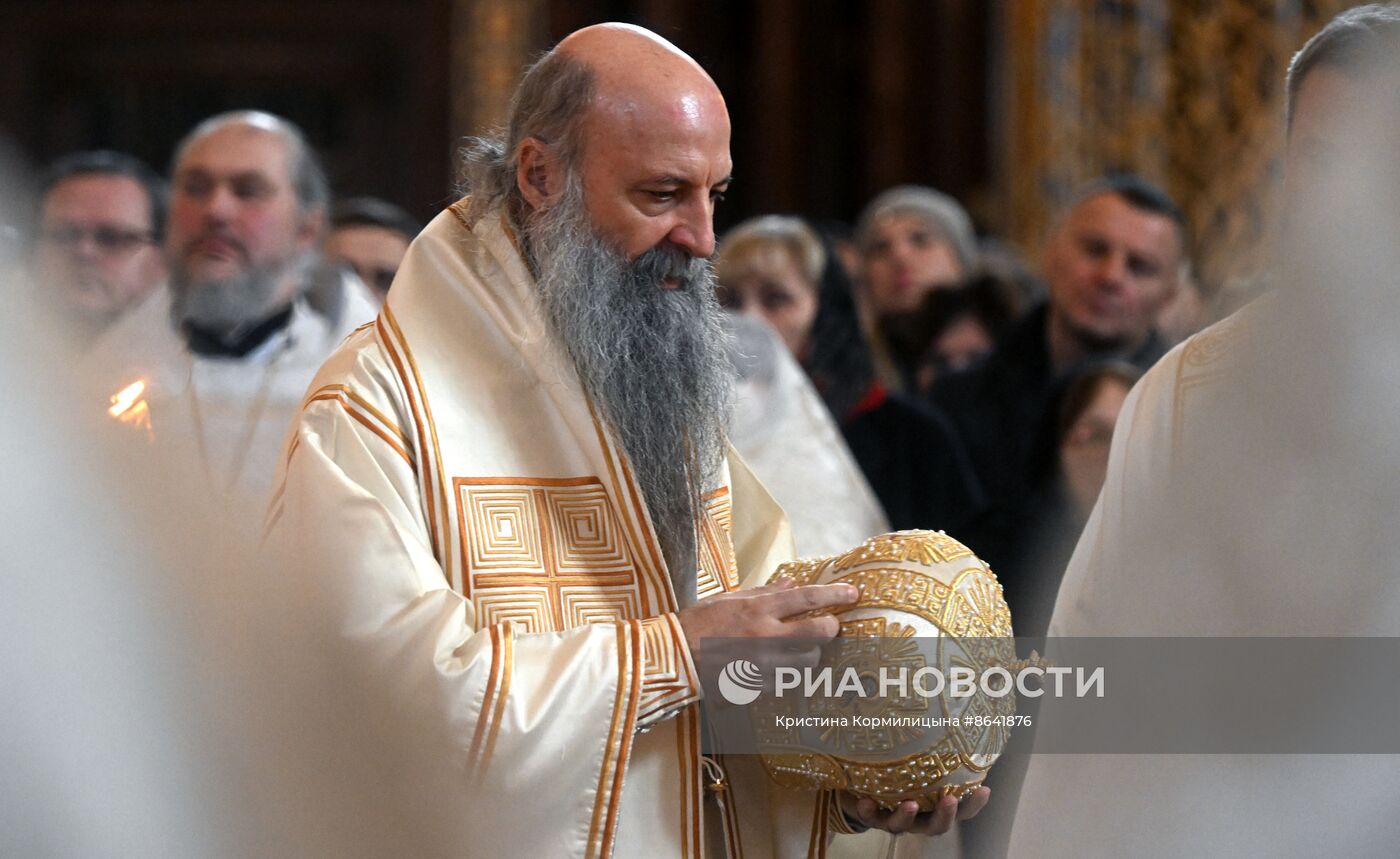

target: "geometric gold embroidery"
[641,615,677,678]
[455,476,642,632]
[462,488,546,574]
[696,486,739,599]
[637,613,696,721]
[547,485,631,572]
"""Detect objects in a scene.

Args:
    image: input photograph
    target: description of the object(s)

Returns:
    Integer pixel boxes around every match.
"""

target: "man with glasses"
[30,150,167,341]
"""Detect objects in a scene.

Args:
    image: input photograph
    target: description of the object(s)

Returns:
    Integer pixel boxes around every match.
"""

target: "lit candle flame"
[108,380,147,417]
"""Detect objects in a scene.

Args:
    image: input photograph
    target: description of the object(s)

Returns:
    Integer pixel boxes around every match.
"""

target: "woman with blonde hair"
[716,214,984,534]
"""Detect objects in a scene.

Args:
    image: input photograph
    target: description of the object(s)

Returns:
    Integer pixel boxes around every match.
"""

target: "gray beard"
[170,251,311,333]
[524,183,733,604]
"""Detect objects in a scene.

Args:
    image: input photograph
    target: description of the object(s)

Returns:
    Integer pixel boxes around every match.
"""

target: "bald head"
[171,111,328,217]
[460,23,732,261]
[520,24,730,260]
[553,22,724,115]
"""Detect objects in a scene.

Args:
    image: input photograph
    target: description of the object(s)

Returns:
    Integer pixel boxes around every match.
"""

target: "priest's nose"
[668,205,716,260]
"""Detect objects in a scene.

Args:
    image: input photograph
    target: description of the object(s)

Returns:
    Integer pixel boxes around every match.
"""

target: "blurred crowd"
[8,3,1400,856]
[3,108,1231,646]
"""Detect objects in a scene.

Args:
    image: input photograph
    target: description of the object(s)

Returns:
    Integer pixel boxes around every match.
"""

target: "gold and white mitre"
[756,529,1015,811]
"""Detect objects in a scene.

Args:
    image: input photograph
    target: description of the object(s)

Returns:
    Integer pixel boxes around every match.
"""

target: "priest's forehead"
[175,122,295,188]
[556,24,731,159]
[170,111,327,214]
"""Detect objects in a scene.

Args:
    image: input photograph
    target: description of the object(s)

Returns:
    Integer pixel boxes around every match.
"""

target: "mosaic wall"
[1003,0,1354,292]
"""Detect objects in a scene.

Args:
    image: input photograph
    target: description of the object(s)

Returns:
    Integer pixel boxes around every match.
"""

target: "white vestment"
[1007,301,1400,857]
[727,314,889,558]
[85,272,377,500]
[263,200,862,858]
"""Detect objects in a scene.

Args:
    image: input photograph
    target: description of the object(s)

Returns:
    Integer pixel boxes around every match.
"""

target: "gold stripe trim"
[468,624,505,776]
[714,753,745,859]
[454,475,607,488]
[675,707,697,859]
[685,707,702,859]
[265,433,303,522]
[807,790,827,858]
[305,390,413,467]
[586,621,639,858]
[448,200,473,232]
[481,623,514,768]
[466,574,637,586]
[534,487,562,625]
[617,450,668,583]
[262,502,285,543]
[585,623,629,857]
[600,619,643,856]
[303,383,411,449]
[379,306,452,584]
[376,313,436,543]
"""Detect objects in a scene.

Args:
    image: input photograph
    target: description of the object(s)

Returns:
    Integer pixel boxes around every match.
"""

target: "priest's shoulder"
[296,316,406,420]
[1132,300,1261,420]
[413,196,501,258]
[1175,301,1258,376]
[1170,301,1258,381]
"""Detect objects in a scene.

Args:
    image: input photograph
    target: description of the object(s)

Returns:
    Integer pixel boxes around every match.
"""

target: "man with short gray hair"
[87,111,376,499]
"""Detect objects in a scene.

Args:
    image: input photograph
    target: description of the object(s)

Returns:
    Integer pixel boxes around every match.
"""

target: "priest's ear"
[516,137,566,211]
[294,205,326,251]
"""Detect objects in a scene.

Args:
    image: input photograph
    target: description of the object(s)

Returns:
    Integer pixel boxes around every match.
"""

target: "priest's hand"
[677,576,857,674]
[839,788,991,837]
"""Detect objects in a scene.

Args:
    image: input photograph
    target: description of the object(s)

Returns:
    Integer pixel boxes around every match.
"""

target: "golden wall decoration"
[1002,0,1354,293]
[449,0,547,147]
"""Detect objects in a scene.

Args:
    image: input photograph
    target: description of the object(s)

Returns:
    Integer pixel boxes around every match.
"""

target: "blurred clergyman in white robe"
[0,148,471,859]
[1008,6,1400,857]
[726,313,889,558]
[84,110,376,501]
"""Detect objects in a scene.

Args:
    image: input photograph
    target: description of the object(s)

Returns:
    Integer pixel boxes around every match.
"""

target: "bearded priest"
[263,23,986,859]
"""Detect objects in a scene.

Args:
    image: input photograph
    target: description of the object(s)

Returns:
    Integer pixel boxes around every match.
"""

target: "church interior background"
[0,0,1354,301]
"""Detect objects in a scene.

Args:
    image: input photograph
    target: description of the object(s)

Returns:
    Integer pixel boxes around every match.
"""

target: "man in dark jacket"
[935,173,1187,859]
[930,174,1187,511]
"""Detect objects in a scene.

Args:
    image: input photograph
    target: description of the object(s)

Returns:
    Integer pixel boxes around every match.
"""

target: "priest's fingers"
[760,576,796,592]
[707,576,794,604]
[854,799,923,834]
[913,796,958,836]
[780,612,839,640]
[956,787,990,821]
[849,797,882,830]
[903,789,987,836]
[848,794,978,837]
[766,582,858,619]
[888,800,925,834]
